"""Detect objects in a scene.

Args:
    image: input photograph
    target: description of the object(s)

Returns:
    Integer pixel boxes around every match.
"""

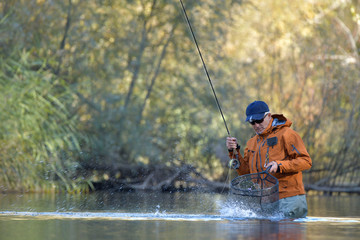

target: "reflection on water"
[0,192,359,240]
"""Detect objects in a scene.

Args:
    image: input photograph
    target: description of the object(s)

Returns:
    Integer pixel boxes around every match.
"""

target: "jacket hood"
[260,114,292,136]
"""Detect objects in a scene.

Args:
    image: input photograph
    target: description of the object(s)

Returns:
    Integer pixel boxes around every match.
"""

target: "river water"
[0,192,359,240]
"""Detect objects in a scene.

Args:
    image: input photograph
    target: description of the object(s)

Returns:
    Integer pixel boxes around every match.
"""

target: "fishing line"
[179,0,240,202]
[179,0,231,137]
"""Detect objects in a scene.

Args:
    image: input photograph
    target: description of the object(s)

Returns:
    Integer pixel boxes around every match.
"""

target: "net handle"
[259,166,272,174]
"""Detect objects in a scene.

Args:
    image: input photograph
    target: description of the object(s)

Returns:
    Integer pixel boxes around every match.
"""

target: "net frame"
[230,168,279,205]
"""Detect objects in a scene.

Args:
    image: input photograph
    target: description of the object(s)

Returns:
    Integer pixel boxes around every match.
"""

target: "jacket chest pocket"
[266,137,286,161]
[247,149,256,161]
[246,149,256,172]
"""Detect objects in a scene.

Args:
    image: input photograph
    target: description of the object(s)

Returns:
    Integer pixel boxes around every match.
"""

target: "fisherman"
[226,100,312,218]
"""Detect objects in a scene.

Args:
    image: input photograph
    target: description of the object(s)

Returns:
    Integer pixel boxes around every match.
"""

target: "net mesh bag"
[230,168,279,212]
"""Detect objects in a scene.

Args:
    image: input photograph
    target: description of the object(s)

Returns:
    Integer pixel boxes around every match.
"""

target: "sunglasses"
[249,118,265,125]
[249,112,269,125]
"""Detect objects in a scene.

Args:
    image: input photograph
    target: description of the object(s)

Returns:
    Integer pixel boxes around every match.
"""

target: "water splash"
[154,205,167,216]
[217,199,258,218]
[216,197,284,220]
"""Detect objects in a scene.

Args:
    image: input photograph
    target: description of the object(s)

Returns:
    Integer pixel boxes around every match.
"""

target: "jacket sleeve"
[228,147,250,175]
[276,128,312,173]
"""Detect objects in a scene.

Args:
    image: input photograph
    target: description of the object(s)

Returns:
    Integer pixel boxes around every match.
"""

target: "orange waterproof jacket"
[228,114,312,199]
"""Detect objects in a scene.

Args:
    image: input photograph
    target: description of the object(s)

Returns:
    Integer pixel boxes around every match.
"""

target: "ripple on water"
[1,211,359,224]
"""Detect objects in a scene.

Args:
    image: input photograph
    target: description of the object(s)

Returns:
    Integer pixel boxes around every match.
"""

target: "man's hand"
[265,161,279,173]
[226,137,238,150]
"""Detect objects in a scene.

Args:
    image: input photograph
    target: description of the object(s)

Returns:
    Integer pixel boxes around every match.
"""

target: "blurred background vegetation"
[0,0,359,193]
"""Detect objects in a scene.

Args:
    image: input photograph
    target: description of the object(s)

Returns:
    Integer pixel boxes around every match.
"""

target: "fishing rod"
[179,0,231,137]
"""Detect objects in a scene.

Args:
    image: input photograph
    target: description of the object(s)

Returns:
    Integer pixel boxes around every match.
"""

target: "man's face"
[251,113,271,134]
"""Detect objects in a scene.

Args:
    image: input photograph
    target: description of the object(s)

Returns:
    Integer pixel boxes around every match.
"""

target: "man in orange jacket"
[226,100,312,218]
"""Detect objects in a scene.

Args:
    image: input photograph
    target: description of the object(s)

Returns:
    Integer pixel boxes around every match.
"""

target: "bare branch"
[56,0,72,75]
[334,16,360,66]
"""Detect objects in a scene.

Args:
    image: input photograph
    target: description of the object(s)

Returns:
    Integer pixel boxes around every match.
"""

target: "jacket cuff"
[228,144,240,152]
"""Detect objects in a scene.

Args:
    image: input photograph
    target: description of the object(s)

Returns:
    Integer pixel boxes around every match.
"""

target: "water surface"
[0,192,359,240]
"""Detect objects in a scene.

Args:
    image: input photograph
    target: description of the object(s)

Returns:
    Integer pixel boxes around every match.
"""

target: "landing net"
[230,168,279,213]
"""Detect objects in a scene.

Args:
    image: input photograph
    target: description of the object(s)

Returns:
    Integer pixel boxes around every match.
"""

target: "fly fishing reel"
[228,159,240,169]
